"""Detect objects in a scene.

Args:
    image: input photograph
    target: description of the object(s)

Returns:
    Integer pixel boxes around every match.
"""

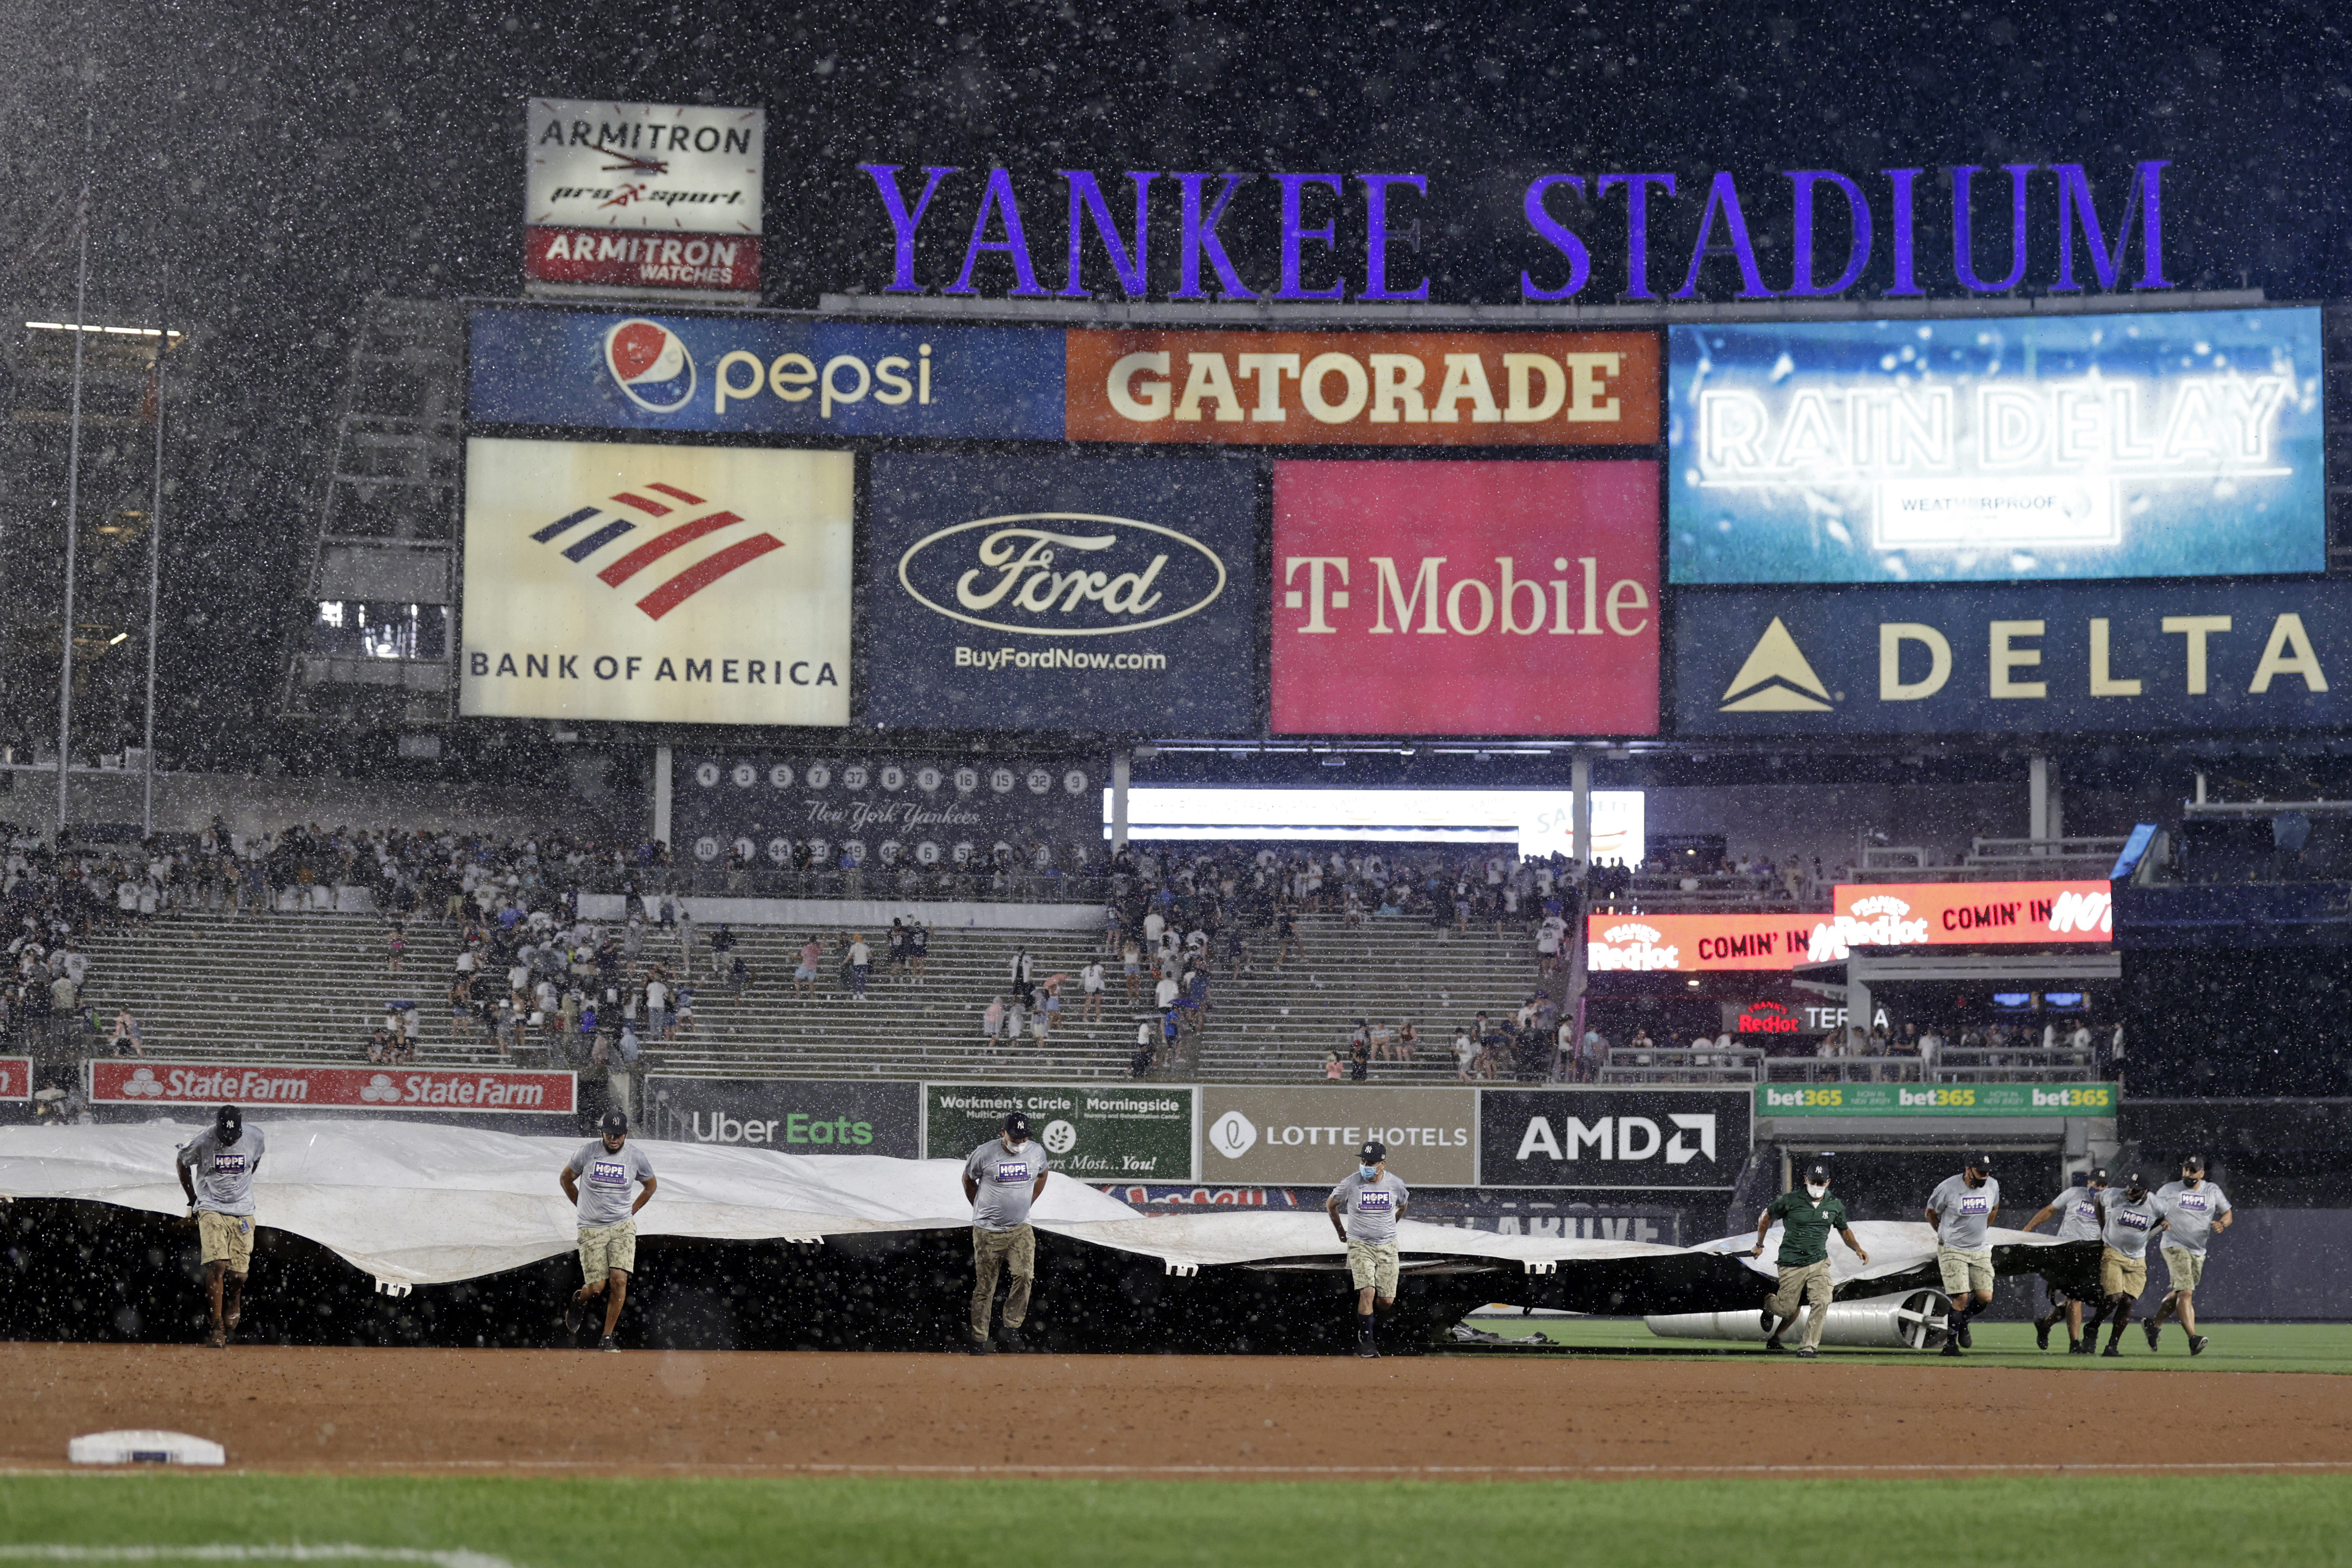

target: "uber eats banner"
[674,753,1104,871]
[641,1076,921,1156]
[1674,578,2352,736]
[1479,1087,1751,1189]
[924,1083,1196,1180]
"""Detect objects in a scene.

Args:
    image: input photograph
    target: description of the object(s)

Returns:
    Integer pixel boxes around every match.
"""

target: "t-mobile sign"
[1271,460,1660,735]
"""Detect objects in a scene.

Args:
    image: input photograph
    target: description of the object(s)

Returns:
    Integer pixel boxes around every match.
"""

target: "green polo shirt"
[1765,1189,1850,1269]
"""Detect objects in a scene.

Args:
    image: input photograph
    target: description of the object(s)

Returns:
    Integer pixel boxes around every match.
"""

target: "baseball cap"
[599,1108,628,1137]
[1802,1161,1831,1185]
[2181,1153,2206,1173]
[215,1105,242,1143]
[1965,1151,1994,1171]
[2087,1167,2109,1185]
[1360,1140,1387,1163]
[1003,1111,1030,1137]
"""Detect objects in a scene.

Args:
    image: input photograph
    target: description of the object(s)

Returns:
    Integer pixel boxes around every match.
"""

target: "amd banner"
[90,1061,576,1115]
[1479,1087,1752,1190]
[640,1075,921,1157]
[674,753,1105,871]
[862,452,1259,734]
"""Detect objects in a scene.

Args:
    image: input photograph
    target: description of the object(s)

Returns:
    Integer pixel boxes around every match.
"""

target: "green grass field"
[3,1473,2352,1568]
[1457,1315,2352,1372]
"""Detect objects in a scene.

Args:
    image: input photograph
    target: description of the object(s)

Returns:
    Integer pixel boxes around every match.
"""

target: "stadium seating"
[59,910,1546,1085]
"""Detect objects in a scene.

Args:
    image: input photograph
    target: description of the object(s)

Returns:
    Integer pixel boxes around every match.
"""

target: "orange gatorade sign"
[1065,330,1659,446]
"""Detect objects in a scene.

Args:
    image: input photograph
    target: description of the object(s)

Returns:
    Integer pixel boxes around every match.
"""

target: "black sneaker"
[1762,1338,1787,1354]
[998,1325,1025,1353]
[563,1299,581,1335]
[2102,1343,2120,1357]
[1356,1332,1380,1359]
[1940,1340,1962,1357]
[2035,1320,2052,1352]
[1956,1319,1973,1349]
[2143,1319,2162,1352]
[1758,1308,1776,1334]
[967,1335,994,1356]
[2190,1334,2209,1356]
[2068,1340,2087,1355]
[1794,1346,1817,1359]
[598,1335,619,1353]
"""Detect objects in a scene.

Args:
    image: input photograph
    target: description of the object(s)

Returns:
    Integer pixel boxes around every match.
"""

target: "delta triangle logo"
[1719,618,1833,712]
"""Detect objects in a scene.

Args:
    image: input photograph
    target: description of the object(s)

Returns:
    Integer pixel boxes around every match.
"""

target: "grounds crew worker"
[1750,1161,1868,1358]
[1925,1152,2001,1357]
[2092,1171,2167,1356]
[2023,1168,2110,1354]
[561,1108,657,1352]
[176,1104,265,1348]
[2146,1154,2230,1356]
[964,1110,1049,1354]
[1327,1139,1409,1359]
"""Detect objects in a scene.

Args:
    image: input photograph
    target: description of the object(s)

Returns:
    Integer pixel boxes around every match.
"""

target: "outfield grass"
[1458,1316,2352,1372]
[2,1474,2351,1568]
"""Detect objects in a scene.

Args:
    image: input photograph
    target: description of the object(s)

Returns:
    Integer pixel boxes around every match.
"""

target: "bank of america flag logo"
[1719,617,1833,712]
[531,482,783,621]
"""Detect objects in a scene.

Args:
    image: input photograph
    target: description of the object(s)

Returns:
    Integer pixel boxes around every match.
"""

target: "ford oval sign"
[897,512,1229,636]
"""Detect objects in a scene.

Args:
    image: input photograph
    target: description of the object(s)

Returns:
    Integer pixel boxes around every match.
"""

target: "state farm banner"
[862,452,1259,734]
[91,1061,575,1115]
[1479,1087,1751,1190]
[673,753,1105,873]
[1587,912,1824,973]
[1820,880,2113,957]
[460,437,852,726]
[1066,330,1659,446]
[1272,460,1659,735]
[0,1057,29,1101]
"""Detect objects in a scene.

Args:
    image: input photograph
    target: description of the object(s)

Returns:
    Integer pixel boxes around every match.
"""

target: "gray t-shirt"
[1927,1173,2001,1251]
[2097,1187,2166,1259]
[1329,1171,1410,1245]
[567,1139,655,1227]
[2154,1181,2231,1255]
[2047,1184,2105,1243]
[967,1138,1047,1232]
[177,1125,266,1216]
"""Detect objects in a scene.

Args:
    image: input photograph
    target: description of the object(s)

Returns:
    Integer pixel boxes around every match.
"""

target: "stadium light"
[24,322,183,337]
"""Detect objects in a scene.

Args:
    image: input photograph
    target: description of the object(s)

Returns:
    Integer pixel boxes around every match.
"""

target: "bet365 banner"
[1757,1083,2117,1118]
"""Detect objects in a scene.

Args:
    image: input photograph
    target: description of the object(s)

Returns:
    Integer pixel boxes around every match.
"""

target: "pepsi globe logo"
[604,319,697,414]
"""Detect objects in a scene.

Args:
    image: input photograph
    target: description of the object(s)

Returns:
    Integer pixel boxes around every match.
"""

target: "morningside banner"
[460,437,852,725]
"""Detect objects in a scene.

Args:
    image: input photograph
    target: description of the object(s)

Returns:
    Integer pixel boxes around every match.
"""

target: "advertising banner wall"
[90,1062,576,1115]
[1066,330,1660,446]
[1586,912,1827,973]
[1479,1087,1751,1189]
[639,1075,921,1156]
[469,309,1065,438]
[1821,880,2112,957]
[460,438,852,726]
[0,1057,28,1101]
[1757,1082,2117,1119]
[1199,1087,1477,1187]
[524,229,761,294]
[673,754,1104,874]
[925,1083,1195,1180]
[1676,579,2352,736]
[526,99,765,233]
[862,453,1260,734]
[1668,308,2326,584]
[1271,460,1660,735]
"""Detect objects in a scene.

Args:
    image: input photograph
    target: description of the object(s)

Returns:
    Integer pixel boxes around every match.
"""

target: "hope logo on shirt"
[1958,1194,1990,1216]
[214,1152,249,1175]
[1357,1191,1394,1213]
[2177,1194,2209,1215]
[591,1159,629,1185]
[996,1161,1032,1183]
[2117,1210,2152,1231]
[2071,1203,2100,1225]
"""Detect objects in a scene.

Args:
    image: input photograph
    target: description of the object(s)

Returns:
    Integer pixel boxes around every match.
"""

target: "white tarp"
[0,1120,2056,1290]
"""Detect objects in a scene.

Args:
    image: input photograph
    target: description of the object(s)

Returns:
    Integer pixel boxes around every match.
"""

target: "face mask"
[1805,1182,1828,1200]
[1359,1166,1379,1181]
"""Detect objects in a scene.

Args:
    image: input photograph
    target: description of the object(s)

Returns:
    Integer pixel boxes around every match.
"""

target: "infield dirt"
[8,1343,2351,1479]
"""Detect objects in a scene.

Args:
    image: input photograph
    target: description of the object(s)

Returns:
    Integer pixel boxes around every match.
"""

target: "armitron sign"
[89,1062,576,1114]
[526,99,764,297]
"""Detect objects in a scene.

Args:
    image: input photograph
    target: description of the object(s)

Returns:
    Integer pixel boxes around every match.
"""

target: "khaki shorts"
[1347,1240,1400,1297]
[197,1210,253,1271]
[2100,1245,2149,1299]
[2162,1245,2204,1294]
[579,1219,637,1281]
[1937,1245,1993,1295]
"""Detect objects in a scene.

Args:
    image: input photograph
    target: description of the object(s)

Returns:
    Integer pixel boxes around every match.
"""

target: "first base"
[69,1429,225,1466]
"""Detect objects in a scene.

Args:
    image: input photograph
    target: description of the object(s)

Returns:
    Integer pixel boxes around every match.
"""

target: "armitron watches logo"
[604,319,697,413]
[531,480,783,621]
[1720,617,1834,711]
[897,513,1227,636]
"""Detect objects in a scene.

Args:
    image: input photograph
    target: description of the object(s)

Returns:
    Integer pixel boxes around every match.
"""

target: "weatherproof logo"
[604,319,697,413]
[529,480,783,621]
[1720,618,1833,712]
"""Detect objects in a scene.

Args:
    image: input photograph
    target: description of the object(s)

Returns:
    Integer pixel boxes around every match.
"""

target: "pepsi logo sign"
[605,319,697,413]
